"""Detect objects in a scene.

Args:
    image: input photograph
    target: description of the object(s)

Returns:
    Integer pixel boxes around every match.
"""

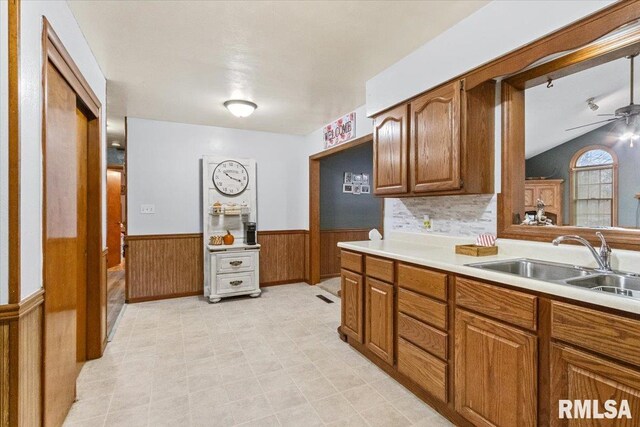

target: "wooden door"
[107,169,122,268]
[455,309,537,427]
[75,108,88,373]
[373,104,408,195]
[341,269,363,343]
[551,344,640,427]
[365,277,394,364]
[410,81,462,193]
[43,62,87,427]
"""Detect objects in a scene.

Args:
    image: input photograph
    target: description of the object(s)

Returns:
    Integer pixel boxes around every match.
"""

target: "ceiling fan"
[565,54,640,138]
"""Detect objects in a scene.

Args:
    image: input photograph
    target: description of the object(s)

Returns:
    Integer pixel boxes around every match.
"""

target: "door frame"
[308,133,380,285]
[41,17,104,368]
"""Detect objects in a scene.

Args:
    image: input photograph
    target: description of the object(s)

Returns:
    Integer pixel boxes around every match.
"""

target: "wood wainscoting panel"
[0,323,8,427]
[258,230,307,285]
[0,291,44,427]
[18,302,43,427]
[320,229,370,278]
[126,234,203,302]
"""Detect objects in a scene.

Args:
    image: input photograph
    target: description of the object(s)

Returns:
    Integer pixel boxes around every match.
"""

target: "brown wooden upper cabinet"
[373,104,408,195]
[373,79,495,196]
[410,80,462,193]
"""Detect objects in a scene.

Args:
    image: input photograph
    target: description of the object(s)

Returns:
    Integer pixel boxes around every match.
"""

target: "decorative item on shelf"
[521,199,554,226]
[224,203,242,215]
[212,201,223,214]
[210,235,224,245]
[223,230,235,245]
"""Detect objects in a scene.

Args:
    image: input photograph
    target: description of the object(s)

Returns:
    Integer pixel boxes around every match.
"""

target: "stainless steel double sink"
[467,258,640,300]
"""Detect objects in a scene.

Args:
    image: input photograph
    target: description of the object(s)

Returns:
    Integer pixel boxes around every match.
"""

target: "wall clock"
[212,160,249,196]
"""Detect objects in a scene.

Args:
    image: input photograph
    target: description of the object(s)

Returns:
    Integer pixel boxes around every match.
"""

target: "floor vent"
[316,294,334,304]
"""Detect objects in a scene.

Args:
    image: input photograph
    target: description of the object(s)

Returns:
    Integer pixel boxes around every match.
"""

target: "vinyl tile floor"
[63,283,453,427]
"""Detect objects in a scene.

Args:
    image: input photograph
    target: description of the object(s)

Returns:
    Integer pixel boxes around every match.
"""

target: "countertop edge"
[338,241,640,316]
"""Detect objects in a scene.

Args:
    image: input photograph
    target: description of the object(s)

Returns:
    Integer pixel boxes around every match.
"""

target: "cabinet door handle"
[230,280,243,286]
[229,261,243,267]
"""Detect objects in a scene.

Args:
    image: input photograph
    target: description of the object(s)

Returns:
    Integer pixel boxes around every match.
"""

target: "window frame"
[569,145,618,227]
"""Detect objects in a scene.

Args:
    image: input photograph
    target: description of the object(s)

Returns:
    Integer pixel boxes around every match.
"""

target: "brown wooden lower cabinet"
[340,268,363,343]
[365,277,394,365]
[455,309,538,427]
[550,343,640,427]
[339,249,640,427]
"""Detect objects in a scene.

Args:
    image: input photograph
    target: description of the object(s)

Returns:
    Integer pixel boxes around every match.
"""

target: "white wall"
[366,0,614,116]
[0,0,8,304]
[127,118,306,235]
[19,1,106,299]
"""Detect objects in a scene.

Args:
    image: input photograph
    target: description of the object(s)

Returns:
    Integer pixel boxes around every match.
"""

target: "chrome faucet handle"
[595,232,612,269]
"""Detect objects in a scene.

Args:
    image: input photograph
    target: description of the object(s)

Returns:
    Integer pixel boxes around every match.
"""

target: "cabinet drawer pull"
[229,260,243,267]
[230,280,243,286]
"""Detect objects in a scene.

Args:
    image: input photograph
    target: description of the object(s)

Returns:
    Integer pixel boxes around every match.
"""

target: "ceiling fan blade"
[597,114,616,116]
[565,118,619,131]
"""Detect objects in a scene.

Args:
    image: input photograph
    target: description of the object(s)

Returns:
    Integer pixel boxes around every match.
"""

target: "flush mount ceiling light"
[224,100,257,118]
[111,141,121,147]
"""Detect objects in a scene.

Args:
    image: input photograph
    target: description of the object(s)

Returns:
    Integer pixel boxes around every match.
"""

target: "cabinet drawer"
[398,288,447,330]
[398,263,447,301]
[366,256,394,283]
[217,272,255,294]
[398,337,447,402]
[398,313,447,360]
[341,251,363,274]
[456,277,537,331]
[216,251,255,273]
[551,301,640,366]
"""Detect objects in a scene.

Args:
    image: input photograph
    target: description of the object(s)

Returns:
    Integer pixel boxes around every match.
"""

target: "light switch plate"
[140,204,155,214]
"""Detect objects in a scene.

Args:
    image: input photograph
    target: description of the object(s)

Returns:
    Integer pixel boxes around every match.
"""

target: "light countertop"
[338,235,640,315]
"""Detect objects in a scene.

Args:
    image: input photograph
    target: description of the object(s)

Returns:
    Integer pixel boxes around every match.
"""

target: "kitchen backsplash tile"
[386,194,497,237]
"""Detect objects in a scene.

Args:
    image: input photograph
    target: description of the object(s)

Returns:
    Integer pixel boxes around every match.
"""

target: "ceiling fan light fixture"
[587,97,599,111]
[224,100,257,118]
[620,131,640,141]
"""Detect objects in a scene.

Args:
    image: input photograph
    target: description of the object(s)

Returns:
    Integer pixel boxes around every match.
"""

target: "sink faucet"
[552,232,612,273]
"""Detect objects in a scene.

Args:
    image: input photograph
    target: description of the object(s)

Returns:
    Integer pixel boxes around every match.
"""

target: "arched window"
[570,146,617,227]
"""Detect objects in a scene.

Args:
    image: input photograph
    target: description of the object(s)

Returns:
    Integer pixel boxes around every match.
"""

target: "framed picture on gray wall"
[361,185,370,194]
[343,184,353,193]
[343,172,352,184]
[353,184,362,195]
[362,173,369,184]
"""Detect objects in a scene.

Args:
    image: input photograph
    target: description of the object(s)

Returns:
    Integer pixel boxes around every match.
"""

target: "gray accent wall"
[526,122,640,227]
[320,142,382,230]
[108,147,125,166]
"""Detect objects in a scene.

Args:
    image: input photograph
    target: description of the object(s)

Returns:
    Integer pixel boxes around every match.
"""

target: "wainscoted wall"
[320,229,370,278]
[0,291,44,426]
[126,230,309,302]
[126,234,203,302]
[258,230,307,285]
[385,194,497,237]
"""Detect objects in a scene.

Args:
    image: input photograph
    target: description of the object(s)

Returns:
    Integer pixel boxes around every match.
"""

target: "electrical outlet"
[140,204,155,214]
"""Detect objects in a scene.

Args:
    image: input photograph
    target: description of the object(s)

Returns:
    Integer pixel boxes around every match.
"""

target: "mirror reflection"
[524,54,640,229]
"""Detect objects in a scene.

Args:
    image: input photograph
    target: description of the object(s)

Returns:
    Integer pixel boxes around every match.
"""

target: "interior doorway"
[308,134,383,290]
[106,166,126,336]
[42,20,104,427]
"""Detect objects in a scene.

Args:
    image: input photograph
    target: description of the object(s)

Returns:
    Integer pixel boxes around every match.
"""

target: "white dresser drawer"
[217,272,255,294]
[216,251,255,273]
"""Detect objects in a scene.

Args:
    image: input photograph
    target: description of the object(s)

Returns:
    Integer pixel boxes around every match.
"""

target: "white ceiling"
[525,55,637,158]
[67,0,489,146]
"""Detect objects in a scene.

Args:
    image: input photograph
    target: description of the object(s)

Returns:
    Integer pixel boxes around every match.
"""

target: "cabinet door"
[410,80,462,193]
[365,278,394,365]
[551,344,640,427]
[455,309,537,427]
[341,269,363,343]
[373,104,408,195]
[524,185,535,210]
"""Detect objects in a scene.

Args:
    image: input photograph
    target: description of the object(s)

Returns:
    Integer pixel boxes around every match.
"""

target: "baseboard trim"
[320,273,340,280]
[126,290,201,304]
